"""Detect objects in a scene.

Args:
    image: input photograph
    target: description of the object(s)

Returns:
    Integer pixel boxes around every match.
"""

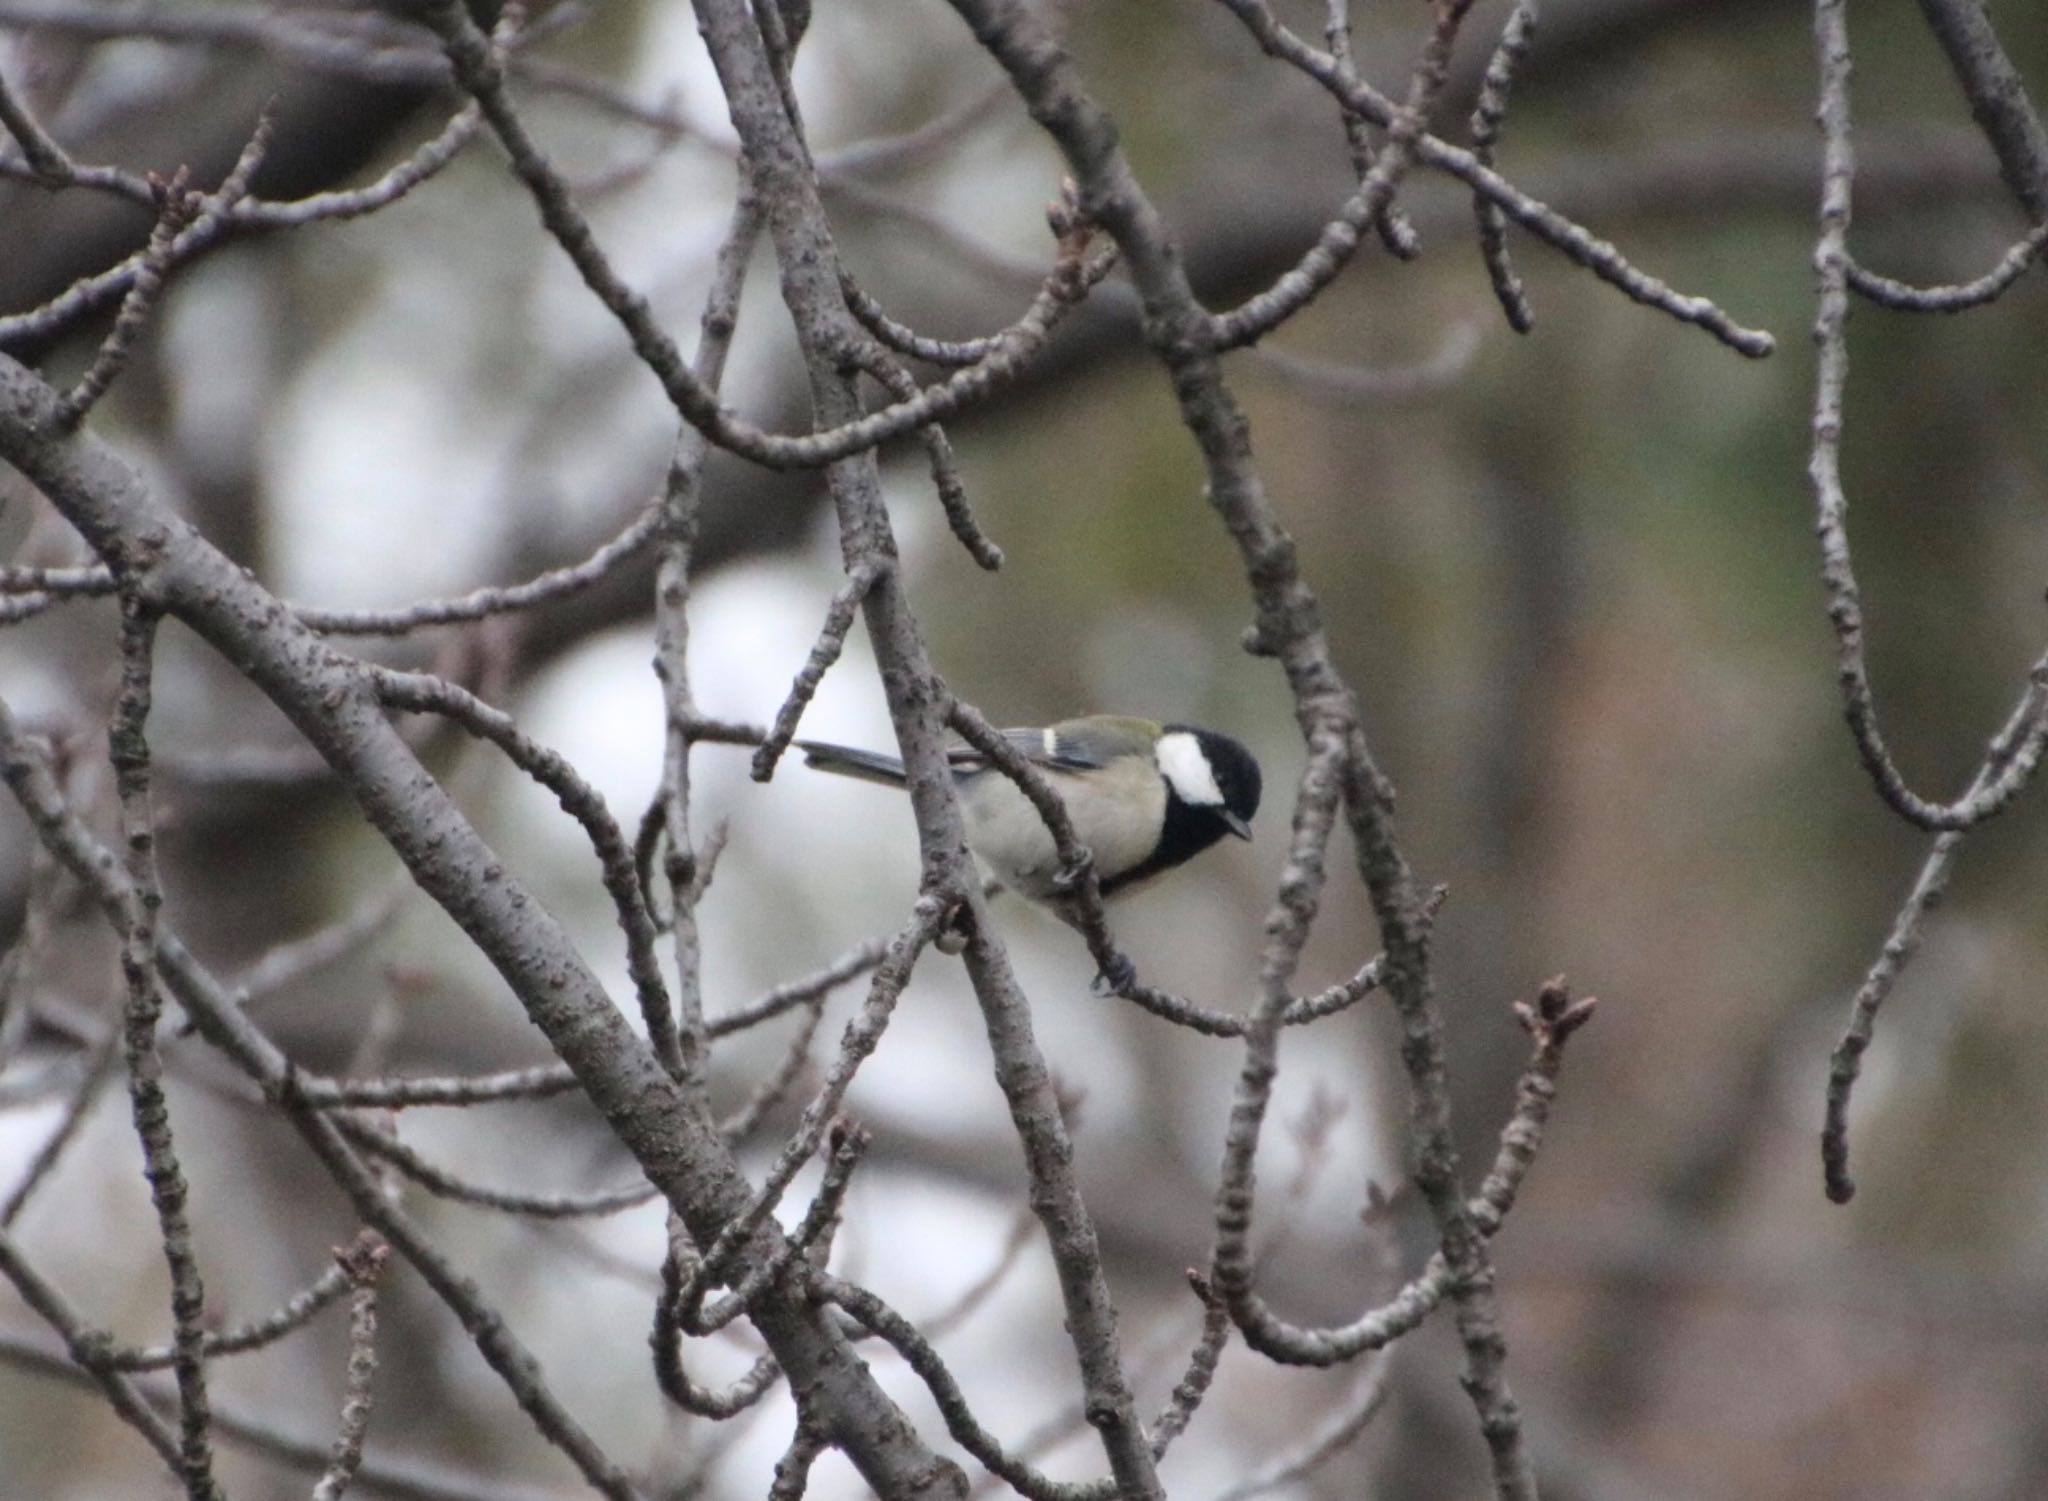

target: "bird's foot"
[1090,951,1137,996]
[934,896,973,954]
[1051,850,1096,896]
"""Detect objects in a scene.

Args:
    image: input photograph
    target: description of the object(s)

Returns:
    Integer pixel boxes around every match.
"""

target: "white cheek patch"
[1156,730,1224,807]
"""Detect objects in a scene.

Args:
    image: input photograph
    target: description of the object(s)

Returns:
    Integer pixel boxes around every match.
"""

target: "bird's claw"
[934,898,973,955]
[1090,952,1137,996]
[1052,851,1095,895]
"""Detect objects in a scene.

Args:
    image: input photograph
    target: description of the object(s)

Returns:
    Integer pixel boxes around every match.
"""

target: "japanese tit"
[798,716,1261,906]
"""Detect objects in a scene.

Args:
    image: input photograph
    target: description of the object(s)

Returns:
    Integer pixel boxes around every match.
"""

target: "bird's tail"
[797,740,909,788]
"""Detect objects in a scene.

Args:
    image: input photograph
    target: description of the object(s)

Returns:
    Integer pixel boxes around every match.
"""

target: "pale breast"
[960,757,1167,900]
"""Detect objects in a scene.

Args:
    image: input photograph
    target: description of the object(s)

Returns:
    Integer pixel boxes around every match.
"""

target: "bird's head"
[1156,726,1262,842]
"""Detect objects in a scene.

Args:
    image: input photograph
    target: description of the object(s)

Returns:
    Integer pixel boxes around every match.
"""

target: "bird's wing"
[947,729,1092,775]
[947,718,1159,775]
[805,732,1100,784]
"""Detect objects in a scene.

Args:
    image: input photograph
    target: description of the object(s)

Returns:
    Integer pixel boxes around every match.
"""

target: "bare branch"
[108,596,223,1501]
[718,991,831,1146]
[0,1029,119,1226]
[1808,0,2048,834]
[1819,685,2046,1201]
[1215,0,1775,357]
[0,0,450,86]
[855,346,1004,571]
[51,167,199,429]
[1845,218,2048,311]
[1913,0,2048,221]
[751,559,885,782]
[1214,977,1593,1365]
[655,170,766,1091]
[825,1272,1105,1501]
[673,1119,866,1337]
[1242,322,1482,405]
[0,1227,183,1470]
[1204,1350,1392,1501]
[1322,0,1421,259]
[297,488,655,637]
[841,206,1120,372]
[1469,0,1540,333]
[292,1063,581,1111]
[342,1123,660,1219]
[0,47,71,180]
[310,1237,391,1501]
[415,0,1117,475]
[0,1328,583,1501]
[370,666,681,1078]
[1205,0,1476,352]
[669,901,940,1324]
[767,1420,830,1501]
[54,112,273,430]
[0,351,974,1496]
[0,103,481,352]
[102,1232,376,1371]
[224,874,413,1022]
[0,702,653,1501]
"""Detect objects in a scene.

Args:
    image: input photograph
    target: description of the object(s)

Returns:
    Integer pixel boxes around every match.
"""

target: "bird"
[798,715,1261,911]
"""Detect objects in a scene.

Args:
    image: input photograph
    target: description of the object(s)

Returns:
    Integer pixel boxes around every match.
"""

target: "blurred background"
[3,1,2048,1498]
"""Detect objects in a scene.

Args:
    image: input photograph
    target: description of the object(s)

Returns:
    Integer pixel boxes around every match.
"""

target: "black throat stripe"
[1100,793,1230,896]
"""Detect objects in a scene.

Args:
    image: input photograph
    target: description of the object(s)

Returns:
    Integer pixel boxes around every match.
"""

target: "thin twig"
[825,1273,1104,1501]
[1819,687,2043,1201]
[1203,1350,1392,1501]
[292,1063,581,1110]
[0,1227,183,1471]
[676,1119,866,1336]
[1203,1,1464,353]
[1844,218,2048,311]
[751,559,885,782]
[52,169,198,428]
[1469,0,1540,332]
[1323,0,1420,258]
[297,489,656,637]
[418,0,1117,473]
[840,212,1120,371]
[0,699,653,1499]
[1215,978,1594,1365]
[310,1237,391,1501]
[1214,0,1775,357]
[0,1029,119,1226]
[1,104,481,352]
[766,1421,829,1501]
[341,1122,659,1219]
[920,1207,1036,1342]
[223,874,413,1023]
[667,901,941,1324]
[1808,0,2048,833]
[109,596,223,1501]
[103,1232,377,1370]
[370,667,681,1077]
[56,112,271,428]
[718,992,832,1145]
[0,562,116,596]
[855,346,1005,570]
[0,1328,583,1501]
[654,171,765,1093]
[0,49,72,179]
